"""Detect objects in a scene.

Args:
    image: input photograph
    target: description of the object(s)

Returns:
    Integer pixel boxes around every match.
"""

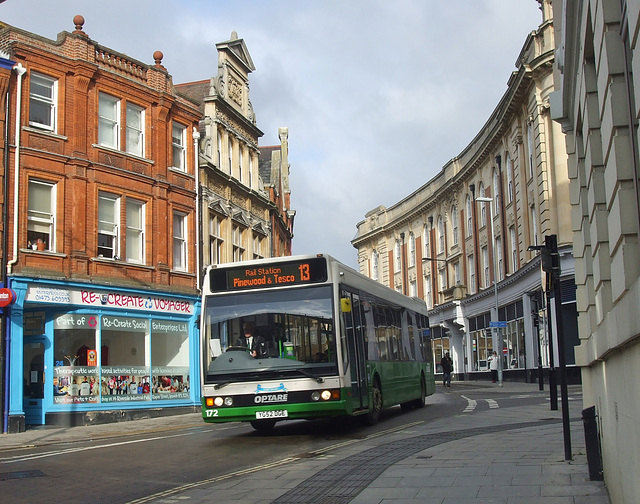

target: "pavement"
[0,380,611,504]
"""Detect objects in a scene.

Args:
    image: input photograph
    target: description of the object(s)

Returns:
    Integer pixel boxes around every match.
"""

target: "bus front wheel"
[250,419,276,432]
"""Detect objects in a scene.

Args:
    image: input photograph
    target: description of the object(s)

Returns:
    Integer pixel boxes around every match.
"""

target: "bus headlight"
[311,391,321,401]
[321,390,332,401]
[224,397,233,406]
[214,397,224,407]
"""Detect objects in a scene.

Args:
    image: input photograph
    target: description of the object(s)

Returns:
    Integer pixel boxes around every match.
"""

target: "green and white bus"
[200,254,435,431]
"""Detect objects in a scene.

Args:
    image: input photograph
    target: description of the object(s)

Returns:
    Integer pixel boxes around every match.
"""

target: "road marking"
[486,399,499,409]
[0,431,194,464]
[461,395,477,413]
[123,420,426,504]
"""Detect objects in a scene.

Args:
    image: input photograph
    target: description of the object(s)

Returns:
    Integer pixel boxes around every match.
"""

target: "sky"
[1,0,543,269]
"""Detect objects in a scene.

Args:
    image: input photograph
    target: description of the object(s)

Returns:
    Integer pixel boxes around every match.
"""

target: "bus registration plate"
[256,410,288,419]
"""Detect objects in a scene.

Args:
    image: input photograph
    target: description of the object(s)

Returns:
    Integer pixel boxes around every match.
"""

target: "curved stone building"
[352,1,578,382]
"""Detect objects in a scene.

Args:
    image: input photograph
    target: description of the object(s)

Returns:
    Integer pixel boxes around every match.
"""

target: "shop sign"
[0,287,16,308]
[54,314,98,330]
[26,285,194,315]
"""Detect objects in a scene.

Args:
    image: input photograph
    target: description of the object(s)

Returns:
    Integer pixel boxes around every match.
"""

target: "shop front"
[5,278,200,433]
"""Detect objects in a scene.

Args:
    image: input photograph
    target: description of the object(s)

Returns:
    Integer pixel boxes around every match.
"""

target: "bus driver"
[235,322,266,358]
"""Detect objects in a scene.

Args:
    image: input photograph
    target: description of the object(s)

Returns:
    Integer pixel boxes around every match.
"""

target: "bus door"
[340,289,369,411]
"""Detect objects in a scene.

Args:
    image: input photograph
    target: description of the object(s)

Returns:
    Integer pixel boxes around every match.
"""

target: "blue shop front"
[5,278,201,433]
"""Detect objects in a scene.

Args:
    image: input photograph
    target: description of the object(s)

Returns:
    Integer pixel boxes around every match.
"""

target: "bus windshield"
[202,285,338,383]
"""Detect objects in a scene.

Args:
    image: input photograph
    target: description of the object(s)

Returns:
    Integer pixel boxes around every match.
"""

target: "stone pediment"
[208,199,229,216]
[216,31,255,74]
[252,222,269,236]
[231,210,250,227]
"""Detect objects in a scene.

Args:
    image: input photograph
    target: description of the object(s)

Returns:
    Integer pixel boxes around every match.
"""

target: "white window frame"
[468,254,476,294]
[217,131,222,169]
[228,138,233,175]
[425,275,432,309]
[248,154,253,189]
[173,211,188,271]
[479,183,487,227]
[238,147,243,183]
[454,261,461,285]
[492,169,500,215]
[27,179,56,251]
[482,246,490,288]
[510,226,518,272]
[233,224,245,262]
[409,232,416,267]
[527,122,534,179]
[409,280,417,297]
[423,224,430,256]
[496,237,503,281]
[439,267,447,291]
[394,240,401,271]
[29,72,57,132]
[126,103,145,157]
[172,123,187,171]
[98,192,120,259]
[437,216,444,253]
[253,234,264,260]
[210,213,223,265]
[126,199,145,264]
[371,250,379,281]
[530,205,539,246]
[507,154,514,203]
[451,206,458,246]
[466,196,472,237]
[98,92,120,149]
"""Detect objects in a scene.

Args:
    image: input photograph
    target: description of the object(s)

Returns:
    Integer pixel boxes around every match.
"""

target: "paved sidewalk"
[0,381,611,504]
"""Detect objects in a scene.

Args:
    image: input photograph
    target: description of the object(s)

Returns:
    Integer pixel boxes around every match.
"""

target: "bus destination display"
[210,257,328,291]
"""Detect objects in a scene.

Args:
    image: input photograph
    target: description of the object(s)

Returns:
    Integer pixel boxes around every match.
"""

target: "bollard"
[582,406,603,481]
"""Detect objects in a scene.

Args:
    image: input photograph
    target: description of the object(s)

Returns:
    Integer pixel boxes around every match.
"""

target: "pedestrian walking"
[440,352,453,387]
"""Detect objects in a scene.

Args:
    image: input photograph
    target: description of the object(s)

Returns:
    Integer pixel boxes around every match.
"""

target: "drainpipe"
[3,63,25,434]
[7,63,26,275]
[193,127,201,289]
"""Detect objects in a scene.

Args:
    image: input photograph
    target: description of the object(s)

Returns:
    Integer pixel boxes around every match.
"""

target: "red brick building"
[0,16,202,432]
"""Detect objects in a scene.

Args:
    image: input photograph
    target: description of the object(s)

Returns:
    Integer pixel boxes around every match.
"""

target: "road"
[0,385,557,504]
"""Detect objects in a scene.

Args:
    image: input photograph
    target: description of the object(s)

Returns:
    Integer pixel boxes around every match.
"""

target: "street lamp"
[476,196,503,386]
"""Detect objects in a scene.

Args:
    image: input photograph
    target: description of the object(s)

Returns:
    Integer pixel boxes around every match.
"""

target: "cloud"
[1,0,542,268]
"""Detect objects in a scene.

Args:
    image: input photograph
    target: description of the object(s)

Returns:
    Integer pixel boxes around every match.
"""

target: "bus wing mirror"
[340,297,352,312]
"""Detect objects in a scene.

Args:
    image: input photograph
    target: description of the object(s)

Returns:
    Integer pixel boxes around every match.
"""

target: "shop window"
[27,179,55,251]
[151,320,190,400]
[101,315,150,402]
[53,314,100,404]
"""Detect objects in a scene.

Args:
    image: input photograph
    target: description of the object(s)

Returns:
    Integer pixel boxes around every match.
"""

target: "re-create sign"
[0,288,16,308]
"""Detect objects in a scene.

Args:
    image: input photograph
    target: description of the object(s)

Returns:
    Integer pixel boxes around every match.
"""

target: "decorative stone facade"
[176,32,294,272]
[352,1,578,382]
[551,0,640,501]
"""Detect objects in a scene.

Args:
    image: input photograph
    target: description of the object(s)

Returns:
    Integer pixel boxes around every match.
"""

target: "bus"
[200,254,435,431]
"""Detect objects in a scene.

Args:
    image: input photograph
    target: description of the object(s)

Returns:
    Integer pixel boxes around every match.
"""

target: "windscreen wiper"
[295,368,324,383]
